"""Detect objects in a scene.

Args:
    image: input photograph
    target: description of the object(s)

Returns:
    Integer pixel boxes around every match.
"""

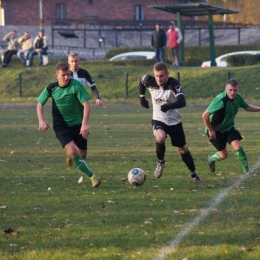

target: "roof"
[148,3,239,17]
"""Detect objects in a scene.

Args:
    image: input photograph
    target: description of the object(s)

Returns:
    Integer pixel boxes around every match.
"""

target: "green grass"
[1,58,260,103]
[1,104,260,259]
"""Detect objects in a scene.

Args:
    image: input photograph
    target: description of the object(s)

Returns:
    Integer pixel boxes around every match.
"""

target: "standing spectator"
[167,21,183,68]
[2,30,19,67]
[17,32,33,66]
[202,79,260,177]
[151,23,166,63]
[28,29,48,67]
[139,62,203,187]
[36,62,101,188]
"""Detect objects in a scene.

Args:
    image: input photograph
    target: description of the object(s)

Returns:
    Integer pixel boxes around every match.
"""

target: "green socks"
[209,152,222,163]
[236,147,249,173]
[72,155,93,177]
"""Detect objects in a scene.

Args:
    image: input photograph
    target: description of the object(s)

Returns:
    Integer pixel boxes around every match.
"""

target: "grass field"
[1,103,260,260]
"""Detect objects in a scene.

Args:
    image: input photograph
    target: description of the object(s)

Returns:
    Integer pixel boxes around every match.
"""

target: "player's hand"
[80,125,89,139]
[208,130,216,140]
[140,97,149,109]
[96,99,103,107]
[161,104,171,112]
[38,120,50,132]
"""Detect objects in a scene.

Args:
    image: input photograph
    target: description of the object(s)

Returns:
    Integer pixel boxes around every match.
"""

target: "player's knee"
[178,145,188,154]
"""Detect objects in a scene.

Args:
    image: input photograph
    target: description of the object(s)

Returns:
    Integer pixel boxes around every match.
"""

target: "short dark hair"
[153,62,168,73]
[56,62,69,72]
[226,79,238,87]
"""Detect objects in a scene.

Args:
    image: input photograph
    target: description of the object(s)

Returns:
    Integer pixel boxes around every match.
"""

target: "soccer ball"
[128,168,146,186]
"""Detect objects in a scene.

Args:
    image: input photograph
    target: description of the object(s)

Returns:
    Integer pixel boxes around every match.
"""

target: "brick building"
[0,0,196,27]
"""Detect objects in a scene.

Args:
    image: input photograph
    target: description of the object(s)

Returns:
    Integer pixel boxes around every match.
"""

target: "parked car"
[201,51,260,68]
[109,51,155,61]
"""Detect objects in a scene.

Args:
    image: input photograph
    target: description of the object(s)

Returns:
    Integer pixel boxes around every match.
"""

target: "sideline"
[154,157,260,260]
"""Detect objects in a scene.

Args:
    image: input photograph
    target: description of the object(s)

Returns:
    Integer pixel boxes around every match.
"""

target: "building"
[0,0,195,27]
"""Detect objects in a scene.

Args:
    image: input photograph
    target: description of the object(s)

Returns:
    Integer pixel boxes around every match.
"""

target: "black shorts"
[53,124,87,150]
[152,120,186,148]
[208,127,242,151]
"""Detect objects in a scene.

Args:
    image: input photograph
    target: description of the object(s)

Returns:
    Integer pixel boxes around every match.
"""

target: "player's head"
[68,52,80,72]
[153,62,169,86]
[55,62,70,87]
[225,79,239,100]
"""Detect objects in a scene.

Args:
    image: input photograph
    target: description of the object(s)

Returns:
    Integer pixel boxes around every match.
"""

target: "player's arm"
[90,86,102,106]
[139,75,149,108]
[37,102,50,132]
[244,104,260,112]
[80,100,91,139]
[202,109,216,140]
[161,94,186,112]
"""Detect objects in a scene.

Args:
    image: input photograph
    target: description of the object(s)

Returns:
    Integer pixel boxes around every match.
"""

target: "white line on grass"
[154,157,260,260]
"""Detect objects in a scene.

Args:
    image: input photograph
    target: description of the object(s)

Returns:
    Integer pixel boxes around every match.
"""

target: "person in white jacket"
[2,30,19,67]
[167,21,183,68]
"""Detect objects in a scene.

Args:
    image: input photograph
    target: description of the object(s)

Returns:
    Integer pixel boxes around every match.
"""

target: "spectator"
[167,21,183,68]
[28,29,48,67]
[2,30,19,67]
[17,32,33,66]
[151,23,166,63]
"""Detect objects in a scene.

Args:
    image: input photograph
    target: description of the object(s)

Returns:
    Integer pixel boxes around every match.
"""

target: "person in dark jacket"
[28,29,48,67]
[151,23,166,63]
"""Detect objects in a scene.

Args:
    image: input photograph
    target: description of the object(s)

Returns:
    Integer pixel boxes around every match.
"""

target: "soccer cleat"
[154,162,165,178]
[190,173,204,187]
[246,171,256,177]
[66,155,73,167]
[208,154,215,172]
[92,178,101,188]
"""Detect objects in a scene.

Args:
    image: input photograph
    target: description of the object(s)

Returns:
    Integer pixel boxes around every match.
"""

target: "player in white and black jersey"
[139,62,203,187]
[68,52,102,107]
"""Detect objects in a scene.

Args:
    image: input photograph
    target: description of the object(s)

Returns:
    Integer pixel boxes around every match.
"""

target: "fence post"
[19,73,22,97]
[177,72,180,83]
[227,71,231,80]
[125,72,128,98]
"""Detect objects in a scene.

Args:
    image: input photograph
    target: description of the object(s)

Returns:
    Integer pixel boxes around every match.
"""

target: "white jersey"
[140,74,184,126]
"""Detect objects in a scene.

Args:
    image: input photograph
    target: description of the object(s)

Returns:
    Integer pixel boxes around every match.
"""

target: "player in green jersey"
[36,62,101,187]
[202,79,260,176]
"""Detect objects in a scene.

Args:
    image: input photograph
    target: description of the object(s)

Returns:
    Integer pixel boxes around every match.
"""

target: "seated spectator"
[17,32,33,66]
[2,30,19,67]
[28,29,48,67]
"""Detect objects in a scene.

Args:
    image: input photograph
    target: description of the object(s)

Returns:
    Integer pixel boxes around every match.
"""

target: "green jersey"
[206,91,248,133]
[37,79,91,127]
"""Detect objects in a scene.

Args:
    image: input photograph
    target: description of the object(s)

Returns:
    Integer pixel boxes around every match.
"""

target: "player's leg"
[170,123,203,186]
[153,121,166,178]
[207,131,228,172]
[228,128,254,176]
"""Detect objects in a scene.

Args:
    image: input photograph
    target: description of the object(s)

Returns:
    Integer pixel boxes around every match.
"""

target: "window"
[56,3,67,19]
[135,5,143,21]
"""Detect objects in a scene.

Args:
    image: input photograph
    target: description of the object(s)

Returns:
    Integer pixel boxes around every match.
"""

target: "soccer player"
[36,62,101,188]
[68,52,102,107]
[66,52,102,166]
[139,62,203,187]
[202,78,260,176]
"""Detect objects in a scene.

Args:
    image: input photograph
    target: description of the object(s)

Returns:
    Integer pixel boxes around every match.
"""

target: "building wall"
[1,0,185,26]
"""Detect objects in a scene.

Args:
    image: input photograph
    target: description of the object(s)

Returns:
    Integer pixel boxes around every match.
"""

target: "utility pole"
[39,0,44,29]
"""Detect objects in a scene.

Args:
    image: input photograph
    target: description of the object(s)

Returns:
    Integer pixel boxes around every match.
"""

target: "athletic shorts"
[53,124,87,150]
[152,120,186,148]
[208,127,242,151]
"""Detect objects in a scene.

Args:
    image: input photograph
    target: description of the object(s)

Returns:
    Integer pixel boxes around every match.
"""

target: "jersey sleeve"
[36,87,51,105]
[238,93,248,108]
[75,81,91,103]
[207,96,224,114]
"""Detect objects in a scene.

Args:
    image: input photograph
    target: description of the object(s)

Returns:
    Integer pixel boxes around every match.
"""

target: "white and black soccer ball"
[128,168,146,186]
